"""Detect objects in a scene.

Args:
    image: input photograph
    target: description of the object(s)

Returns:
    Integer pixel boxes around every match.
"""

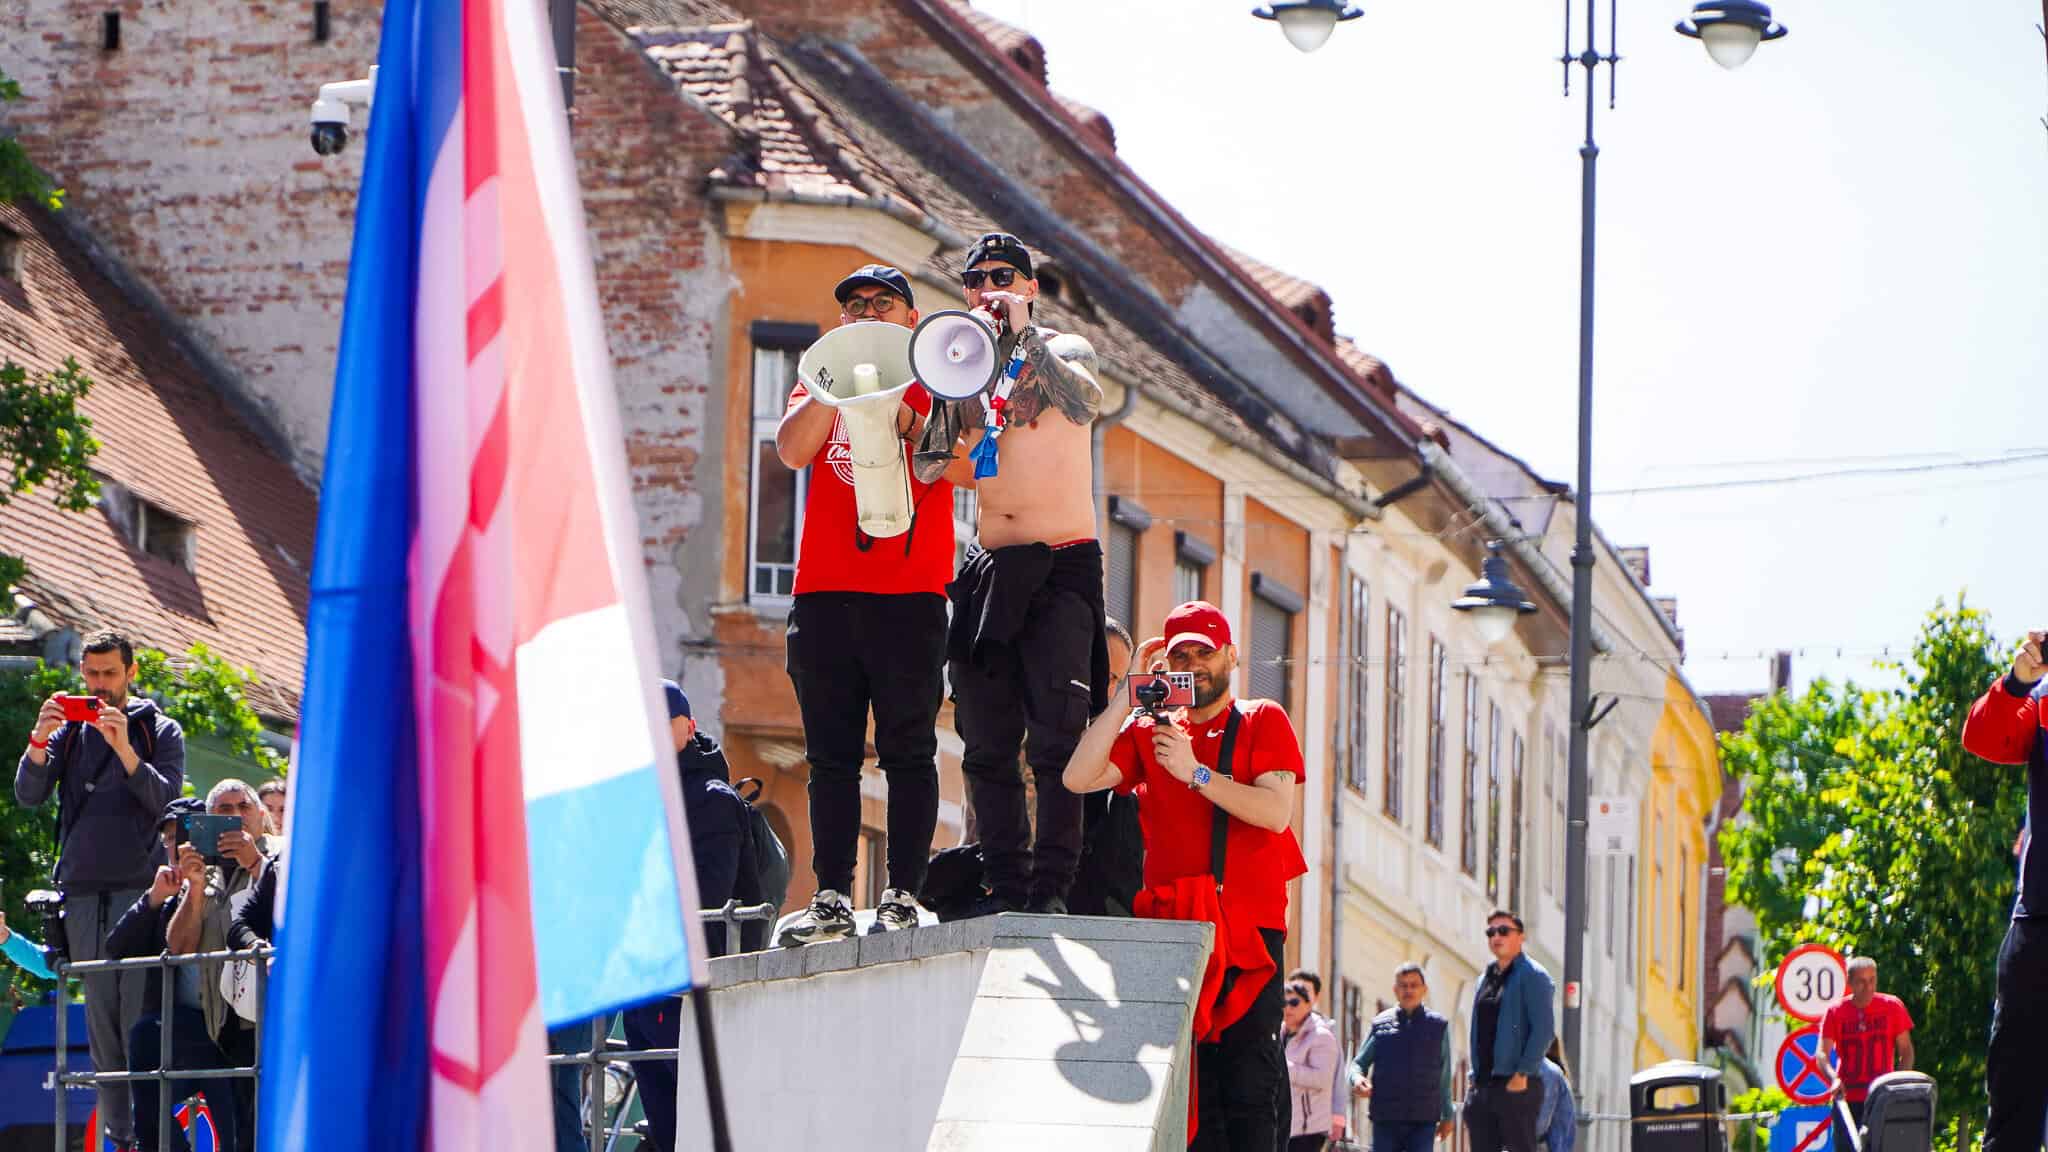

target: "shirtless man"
[916,231,1108,916]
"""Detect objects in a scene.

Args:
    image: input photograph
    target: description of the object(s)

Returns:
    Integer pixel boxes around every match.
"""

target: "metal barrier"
[43,901,778,1152]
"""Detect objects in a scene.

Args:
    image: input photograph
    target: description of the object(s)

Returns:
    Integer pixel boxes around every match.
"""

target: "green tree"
[1721,599,2021,1146]
[1,68,96,595]
[2,646,282,1006]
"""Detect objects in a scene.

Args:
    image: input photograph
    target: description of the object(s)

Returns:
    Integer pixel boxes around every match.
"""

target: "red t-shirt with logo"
[1109,698,1308,930]
[1820,993,1913,1101]
[786,382,954,597]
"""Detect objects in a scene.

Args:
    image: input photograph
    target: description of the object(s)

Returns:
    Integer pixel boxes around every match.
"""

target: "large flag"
[261,0,707,1148]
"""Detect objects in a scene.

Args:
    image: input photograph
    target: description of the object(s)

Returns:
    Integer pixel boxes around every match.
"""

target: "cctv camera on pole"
[309,66,377,156]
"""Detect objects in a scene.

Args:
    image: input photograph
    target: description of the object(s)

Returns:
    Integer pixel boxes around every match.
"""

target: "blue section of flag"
[529,766,693,1023]
[257,3,449,1148]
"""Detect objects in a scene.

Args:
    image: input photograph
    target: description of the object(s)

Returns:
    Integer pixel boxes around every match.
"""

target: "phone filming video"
[1128,671,1195,719]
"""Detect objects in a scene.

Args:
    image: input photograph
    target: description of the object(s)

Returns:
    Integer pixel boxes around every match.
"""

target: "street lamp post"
[1254,0,1785,1085]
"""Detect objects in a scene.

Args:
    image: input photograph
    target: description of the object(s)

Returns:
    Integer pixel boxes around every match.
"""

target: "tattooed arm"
[1006,328,1101,427]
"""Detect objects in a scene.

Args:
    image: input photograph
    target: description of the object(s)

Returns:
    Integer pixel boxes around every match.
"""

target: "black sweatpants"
[950,545,1103,907]
[1465,1075,1545,1152]
[786,591,946,897]
[1983,918,2048,1152]
[1192,928,1288,1152]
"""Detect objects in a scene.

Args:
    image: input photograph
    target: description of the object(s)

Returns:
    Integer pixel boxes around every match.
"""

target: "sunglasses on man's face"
[1285,997,1304,1008]
[961,267,1021,291]
[842,293,901,317]
[1486,925,1518,939]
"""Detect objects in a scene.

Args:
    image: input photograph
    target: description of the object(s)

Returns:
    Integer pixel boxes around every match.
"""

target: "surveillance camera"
[308,69,376,158]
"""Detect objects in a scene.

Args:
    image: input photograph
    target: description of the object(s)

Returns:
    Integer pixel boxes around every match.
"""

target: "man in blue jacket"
[1466,909,1556,1152]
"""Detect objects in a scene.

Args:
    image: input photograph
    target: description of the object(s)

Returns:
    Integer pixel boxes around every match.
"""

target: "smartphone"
[1128,671,1196,713]
[58,694,102,724]
[180,813,242,861]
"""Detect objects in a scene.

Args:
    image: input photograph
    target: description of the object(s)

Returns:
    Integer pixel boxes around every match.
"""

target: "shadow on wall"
[1019,932,1193,1105]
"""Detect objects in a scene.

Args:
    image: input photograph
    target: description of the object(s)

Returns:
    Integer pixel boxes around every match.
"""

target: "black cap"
[964,232,1033,279]
[160,796,205,828]
[833,264,915,310]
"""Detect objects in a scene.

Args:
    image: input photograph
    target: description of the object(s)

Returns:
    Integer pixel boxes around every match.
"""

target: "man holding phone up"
[1960,628,2048,1152]
[14,630,184,1151]
[1065,601,1307,1150]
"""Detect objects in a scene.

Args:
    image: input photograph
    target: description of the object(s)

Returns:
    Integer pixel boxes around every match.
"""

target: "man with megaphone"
[913,232,1111,917]
[774,264,955,947]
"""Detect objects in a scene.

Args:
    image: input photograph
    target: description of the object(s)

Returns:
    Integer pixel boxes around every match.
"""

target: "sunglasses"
[842,293,902,317]
[961,267,1022,290]
[1285,998,1304,1008]
[1485,925,1518,939]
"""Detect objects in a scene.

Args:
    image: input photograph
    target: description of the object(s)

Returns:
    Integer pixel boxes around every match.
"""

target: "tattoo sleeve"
[1008,328,1101,427]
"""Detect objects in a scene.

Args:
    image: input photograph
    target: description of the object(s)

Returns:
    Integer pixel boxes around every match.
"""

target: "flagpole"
[691,989,734,1152]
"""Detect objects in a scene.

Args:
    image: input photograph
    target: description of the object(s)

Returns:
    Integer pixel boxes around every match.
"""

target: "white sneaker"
[777,889,855,947]
[869,888,921,934]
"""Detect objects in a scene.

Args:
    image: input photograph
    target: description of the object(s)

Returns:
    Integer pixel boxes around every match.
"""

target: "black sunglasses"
[1285,997,1304,1008]
[1485,925,1517,939]
[961,267,1021,290]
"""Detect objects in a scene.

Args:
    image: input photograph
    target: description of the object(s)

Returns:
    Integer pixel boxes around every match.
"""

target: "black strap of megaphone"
[851,457,945,557]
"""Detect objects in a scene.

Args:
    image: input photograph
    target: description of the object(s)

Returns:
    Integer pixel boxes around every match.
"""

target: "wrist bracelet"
[28,736,47,750]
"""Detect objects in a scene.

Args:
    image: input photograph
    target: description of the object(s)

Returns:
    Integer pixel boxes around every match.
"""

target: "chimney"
[1771,650,1793,695]
[1619,546,1652,588]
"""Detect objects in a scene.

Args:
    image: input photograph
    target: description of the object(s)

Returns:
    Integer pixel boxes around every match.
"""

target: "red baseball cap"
[1164,601,1233,654]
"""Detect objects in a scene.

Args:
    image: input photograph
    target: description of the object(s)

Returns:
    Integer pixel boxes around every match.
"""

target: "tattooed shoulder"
[1018,327,1101,426]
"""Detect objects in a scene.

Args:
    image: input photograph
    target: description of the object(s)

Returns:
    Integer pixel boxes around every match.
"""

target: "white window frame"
[747,342,807,608]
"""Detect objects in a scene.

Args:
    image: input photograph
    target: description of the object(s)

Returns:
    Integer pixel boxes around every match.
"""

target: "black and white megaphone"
[908,309,1003,402]
[796,323,917,539]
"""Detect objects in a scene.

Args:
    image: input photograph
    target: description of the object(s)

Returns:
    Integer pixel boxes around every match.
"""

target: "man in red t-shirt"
[1064,600,1307,1151]
[1820,956,1915,1148]
[773,264,954,946]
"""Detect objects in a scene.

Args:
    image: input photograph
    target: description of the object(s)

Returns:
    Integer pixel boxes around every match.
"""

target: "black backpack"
[731,777,790,950]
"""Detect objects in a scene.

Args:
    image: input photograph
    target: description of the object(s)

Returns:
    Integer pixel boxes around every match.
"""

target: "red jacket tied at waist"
[1136,874,1278,1144]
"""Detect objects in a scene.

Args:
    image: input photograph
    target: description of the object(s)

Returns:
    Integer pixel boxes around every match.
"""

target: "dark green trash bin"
[1630,1061,1728,1152]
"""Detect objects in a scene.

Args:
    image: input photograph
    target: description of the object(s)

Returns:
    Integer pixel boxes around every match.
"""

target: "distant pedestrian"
[1283,979,1341,1151]
[1464,910,1555,1152]
[1534,1039,1575,1152]
[1818,957,1913,1152]
[1351,964,1454,1152]
[1286,969,1351,1148]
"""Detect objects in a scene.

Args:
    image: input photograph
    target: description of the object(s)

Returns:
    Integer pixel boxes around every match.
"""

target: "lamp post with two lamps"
[1256,0,1787,1084]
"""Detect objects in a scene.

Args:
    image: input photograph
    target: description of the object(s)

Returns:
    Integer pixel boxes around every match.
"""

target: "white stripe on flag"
[515,602,661,800]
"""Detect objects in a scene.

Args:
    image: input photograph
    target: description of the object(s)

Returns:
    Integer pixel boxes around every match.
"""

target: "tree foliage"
[2,646,282,1006]
[1720,599,2021,1140]
[0,68,62,210]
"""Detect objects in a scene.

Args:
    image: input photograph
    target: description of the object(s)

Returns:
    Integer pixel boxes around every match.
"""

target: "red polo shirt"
[1820,993,1913,1102]
[1110,698,1308,930]
[786,382,954,597]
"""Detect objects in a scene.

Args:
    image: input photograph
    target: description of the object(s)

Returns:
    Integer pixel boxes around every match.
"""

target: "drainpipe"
[1092,376,1139,535]
[551,0,575,113]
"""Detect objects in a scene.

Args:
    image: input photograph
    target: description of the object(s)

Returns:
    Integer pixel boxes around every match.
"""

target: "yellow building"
[1635,670,1724,1067]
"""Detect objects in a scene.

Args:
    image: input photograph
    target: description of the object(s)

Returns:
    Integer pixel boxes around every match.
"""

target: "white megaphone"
[909,310,1003,402]
[796,323,918,539]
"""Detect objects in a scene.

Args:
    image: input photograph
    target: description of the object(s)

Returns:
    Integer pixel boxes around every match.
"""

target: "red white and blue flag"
[261,1,706,1148]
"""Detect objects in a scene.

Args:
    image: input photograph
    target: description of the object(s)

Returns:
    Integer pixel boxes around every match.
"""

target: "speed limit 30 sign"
[1776,942,1847,1023]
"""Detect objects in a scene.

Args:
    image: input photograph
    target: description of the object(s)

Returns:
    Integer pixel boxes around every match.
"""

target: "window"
[1626,855,1638,983]
[1426,638,1446,848]
[1174,530,1215,607]
[1549,727,1565,896]
[1383,604,1408,821]
[313,0,332,41]
[1605,853,1617,958]
[1341,980,1364,1082]
[1486,702,1502,900]
[1250,573,1302,706]
[100,481,196,572]
[1105,496,1152,627]
[102,11,120,51]
[1653,811,1666,967]
[1678,844,1690,990]
[1510,732,1525,911]
[1343,575,1370,794]
[747,329,816,603]
[0,226,21,281]
[1461,675,1479,876]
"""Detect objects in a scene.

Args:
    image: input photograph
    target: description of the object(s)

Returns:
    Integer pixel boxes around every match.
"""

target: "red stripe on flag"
[467,276,505,359]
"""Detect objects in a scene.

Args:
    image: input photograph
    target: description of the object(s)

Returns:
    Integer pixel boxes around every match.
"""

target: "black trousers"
[1984,918,2048,1152]
[1465,1076,1545,1152]
[622,999,682,1152]
[129,1006,238,1152]
[786,591,946,897]
[950,564,1100,906]
[1192,928,1288,1152]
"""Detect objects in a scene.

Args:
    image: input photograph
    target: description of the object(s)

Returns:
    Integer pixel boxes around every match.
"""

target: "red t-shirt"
[786,382,954,597]
[1820,993,1913,1101]
[1109,698,1308,930]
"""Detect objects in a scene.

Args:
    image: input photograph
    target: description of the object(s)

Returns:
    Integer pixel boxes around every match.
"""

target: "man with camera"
[775,263,953,946]
[14,629,185,1151]
[918,232,1109,917]
[1064,600,1307,1149]
[1960,630,2048,1152]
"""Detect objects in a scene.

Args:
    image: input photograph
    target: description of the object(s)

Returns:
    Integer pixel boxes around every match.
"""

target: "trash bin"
[1630,1061,1728,1152]
[1858,1072,1936,1152]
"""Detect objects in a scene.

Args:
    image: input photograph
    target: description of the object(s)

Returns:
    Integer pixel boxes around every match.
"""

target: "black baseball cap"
[833,264,916,310]
[964,232,1034,279]
[159,796,205,828]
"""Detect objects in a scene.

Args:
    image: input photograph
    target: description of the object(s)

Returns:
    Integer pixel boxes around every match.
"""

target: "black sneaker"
[965,891,1023,920]
[868,888,921,934]
[1024,894,1069,916]
[777,889,855,947]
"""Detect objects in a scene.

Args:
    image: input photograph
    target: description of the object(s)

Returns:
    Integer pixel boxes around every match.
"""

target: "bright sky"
[974,0,2048,694]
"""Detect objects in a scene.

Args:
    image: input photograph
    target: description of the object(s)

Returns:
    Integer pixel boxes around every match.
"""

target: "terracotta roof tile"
[946,1,1046,81]
[0,204,312,720]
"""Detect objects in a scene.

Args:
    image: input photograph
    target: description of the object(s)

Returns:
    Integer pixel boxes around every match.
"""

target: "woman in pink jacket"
[1284,979,1342,1150]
